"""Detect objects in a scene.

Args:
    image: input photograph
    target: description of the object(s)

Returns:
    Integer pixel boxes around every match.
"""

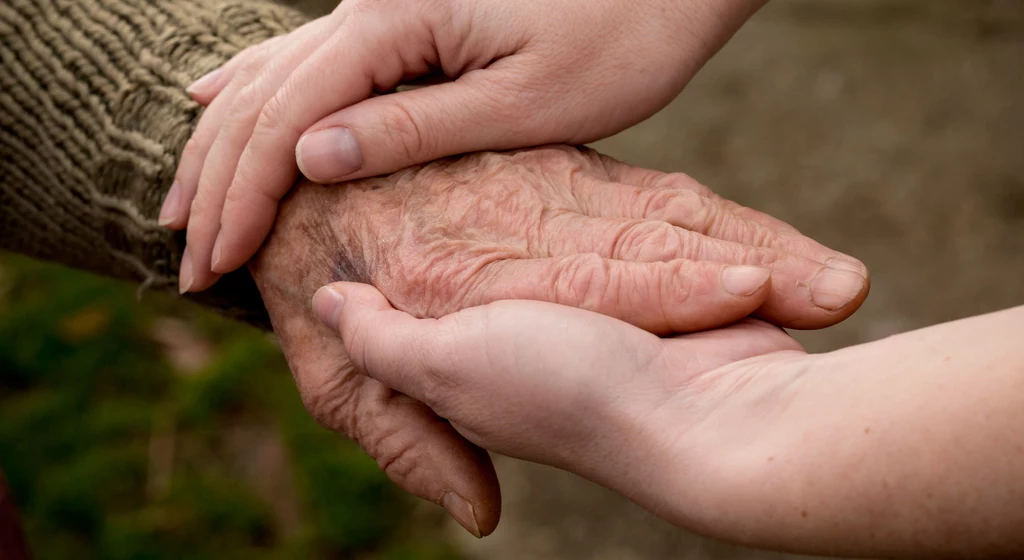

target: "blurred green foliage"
[0,254,459,559]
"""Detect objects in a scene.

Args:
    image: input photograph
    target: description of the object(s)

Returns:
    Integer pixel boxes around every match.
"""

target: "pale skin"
[151,0,1006,550]
[249,145,869,536]
[158,0,769,293]
[313,281,1024,559]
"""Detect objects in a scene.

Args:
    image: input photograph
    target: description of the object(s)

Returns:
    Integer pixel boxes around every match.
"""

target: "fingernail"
[211,234,223,271]
[178,248,194,295]
[441,491,482,538]
[186,68,223,97]
[296,127,363,182]
[312,286,345,331]
[809,263,866,310]
[721,265,771,296]
[158,181,181,226]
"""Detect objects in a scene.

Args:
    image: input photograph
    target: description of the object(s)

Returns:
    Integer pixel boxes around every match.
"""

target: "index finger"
[212,7,436,273]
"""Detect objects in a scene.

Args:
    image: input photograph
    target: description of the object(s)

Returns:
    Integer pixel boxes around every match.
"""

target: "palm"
[382,301,804,466]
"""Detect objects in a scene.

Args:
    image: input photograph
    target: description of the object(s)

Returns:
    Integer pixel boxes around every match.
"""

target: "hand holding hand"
[160,0,769,289]
[255,146,868,333]
[315,284,1024,559]
[311,280,806,533]
[248,146,867,535]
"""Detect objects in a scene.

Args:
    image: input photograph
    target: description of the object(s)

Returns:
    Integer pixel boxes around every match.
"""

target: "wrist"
[609,350,814,537]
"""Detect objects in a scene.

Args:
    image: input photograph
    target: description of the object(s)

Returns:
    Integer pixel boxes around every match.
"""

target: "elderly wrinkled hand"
[159,0,769,292]
[248,145,868,536]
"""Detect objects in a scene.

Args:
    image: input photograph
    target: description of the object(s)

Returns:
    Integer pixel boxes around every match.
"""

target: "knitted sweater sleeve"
[0,0,309,327]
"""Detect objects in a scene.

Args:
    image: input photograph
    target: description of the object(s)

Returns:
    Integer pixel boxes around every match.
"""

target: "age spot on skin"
[296,206,372,284]
[864,427,871,434]
[801,510,808,518]
[330,253,371,285]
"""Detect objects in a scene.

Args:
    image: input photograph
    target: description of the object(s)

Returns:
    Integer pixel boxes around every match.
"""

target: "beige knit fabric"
[0,0,307,326]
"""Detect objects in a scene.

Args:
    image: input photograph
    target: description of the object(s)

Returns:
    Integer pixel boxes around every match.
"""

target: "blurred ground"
[0,255,459,559]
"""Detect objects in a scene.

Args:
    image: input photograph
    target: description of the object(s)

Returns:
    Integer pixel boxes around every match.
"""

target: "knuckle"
[745,221,780,249]
[180,136,205,161]
[255,92,296,136]
[234,81,265,113]
[554,253,612,308]
[346,314,375,369]
[221,188,258,222]
[222,176,270,214]
[612,221,686,261]
[661,260,695,304]
[749,246,782,267]
[666,191,721,235]
[298,371,363,435]
[637,188,676,218]
[221,180,247,207]
[220,99,261,134]
[187,184,212,218]
[349,0,384,16]
[646,188,693,216]
[369,425,422,483]
[658,172,713,196]
[377,101,428,162]
[237,47,271,79]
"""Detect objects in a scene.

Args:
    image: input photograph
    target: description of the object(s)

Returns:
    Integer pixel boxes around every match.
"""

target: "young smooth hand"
[311,280,805,540]
[315,283,1024,558]
[159,0,769,291]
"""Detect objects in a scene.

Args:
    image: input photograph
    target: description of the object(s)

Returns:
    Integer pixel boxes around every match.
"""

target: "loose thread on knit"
[0,0,306,328]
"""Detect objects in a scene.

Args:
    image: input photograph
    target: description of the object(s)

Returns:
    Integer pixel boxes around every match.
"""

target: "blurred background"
[1,0,1021,558]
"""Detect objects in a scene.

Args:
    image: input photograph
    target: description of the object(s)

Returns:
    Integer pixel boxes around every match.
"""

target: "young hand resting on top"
[157,0,769,293]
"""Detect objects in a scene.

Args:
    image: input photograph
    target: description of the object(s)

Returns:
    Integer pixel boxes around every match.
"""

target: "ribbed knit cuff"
[0,0,307,327]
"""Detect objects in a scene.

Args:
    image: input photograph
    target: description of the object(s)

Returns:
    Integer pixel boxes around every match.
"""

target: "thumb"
[296,68,559,183]
[312,282,440,403]
[312,281,395,334]
[285,283,501,536]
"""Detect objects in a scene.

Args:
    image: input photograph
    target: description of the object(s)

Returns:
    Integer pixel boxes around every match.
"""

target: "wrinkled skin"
[248,145,869,536]
[167,0,767,287]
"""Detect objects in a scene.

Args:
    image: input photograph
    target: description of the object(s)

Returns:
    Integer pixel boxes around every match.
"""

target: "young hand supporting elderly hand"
[315,282,1024,558]
[159,0,768,293]
[248,145,868,537]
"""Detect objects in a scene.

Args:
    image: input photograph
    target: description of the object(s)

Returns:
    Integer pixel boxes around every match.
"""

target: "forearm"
[0,0,306,325]
[687,306,1024,557]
